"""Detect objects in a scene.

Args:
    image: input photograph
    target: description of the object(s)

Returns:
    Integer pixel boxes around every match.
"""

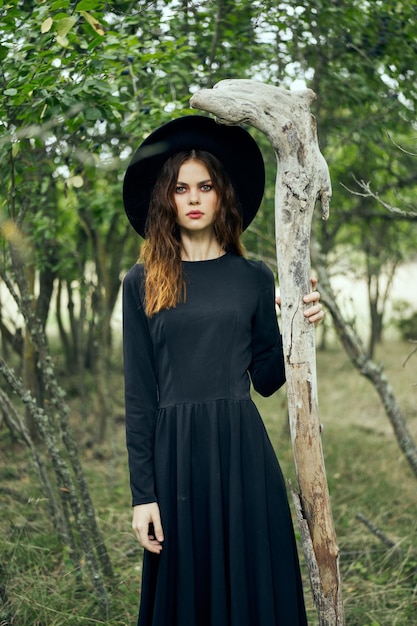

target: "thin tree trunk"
[312,244,417,478]
[208,0,223,73]
[0,386,81,581]
[2,244,114,602]
[22,264,40,439]
[0,358,109,607]
[56,278,73,372]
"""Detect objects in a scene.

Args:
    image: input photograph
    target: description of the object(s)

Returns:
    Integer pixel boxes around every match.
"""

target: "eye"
[175,185,186,194]
[201,184,213,192]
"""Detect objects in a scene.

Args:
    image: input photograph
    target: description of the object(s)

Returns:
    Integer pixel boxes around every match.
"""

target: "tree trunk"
[312,244,417,479]
[56,278,74,372]
[2,242,114,605]
[22,264,41,439]
[366,257,398,357]
[191,79,345,625]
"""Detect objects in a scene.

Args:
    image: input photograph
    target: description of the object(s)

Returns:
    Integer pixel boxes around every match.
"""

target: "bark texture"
[191,79,344,625]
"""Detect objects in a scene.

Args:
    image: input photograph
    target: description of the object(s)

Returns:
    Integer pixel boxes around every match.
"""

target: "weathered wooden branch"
[191,79,344,625]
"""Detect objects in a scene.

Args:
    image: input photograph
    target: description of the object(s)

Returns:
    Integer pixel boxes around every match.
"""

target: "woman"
[122,116,323,626]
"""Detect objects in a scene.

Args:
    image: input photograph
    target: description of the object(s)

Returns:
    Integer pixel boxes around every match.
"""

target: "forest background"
[1,1,417,624]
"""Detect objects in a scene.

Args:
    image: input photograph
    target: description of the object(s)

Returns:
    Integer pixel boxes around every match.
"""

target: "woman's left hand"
[275,277,324,326]
[303,277,324,326]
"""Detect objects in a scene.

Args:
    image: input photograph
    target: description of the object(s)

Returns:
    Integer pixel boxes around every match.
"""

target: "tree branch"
[341,177,417,219]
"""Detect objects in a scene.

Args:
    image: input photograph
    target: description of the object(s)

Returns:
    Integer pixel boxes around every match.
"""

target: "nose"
[188,188,200,205]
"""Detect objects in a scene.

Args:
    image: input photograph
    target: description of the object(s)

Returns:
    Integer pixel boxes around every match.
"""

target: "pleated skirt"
[137,398,308,626]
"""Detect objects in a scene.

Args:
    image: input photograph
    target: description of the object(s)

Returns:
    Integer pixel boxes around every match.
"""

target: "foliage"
[393,301,417,341]
[1,340,416,624]
[1,0,417,616]
[1,0,417,357]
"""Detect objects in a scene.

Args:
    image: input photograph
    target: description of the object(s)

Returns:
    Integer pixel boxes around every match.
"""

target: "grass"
[1,340,416,625]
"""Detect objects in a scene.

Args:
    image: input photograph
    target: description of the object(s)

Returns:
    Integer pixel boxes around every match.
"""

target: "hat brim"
[123,115,265,238]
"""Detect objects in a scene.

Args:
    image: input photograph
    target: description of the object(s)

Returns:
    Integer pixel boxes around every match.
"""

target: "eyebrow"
[176,179,213,186]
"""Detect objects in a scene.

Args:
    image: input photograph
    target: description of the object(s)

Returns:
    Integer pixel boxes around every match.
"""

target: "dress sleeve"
[248,262,286,397]
[122,265,158,506]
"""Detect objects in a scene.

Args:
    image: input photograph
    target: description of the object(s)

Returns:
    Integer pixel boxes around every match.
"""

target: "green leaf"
[79,10,105,35]
[50,0,71,8]
[55,16,77,37]
[4,88,17,96]
[56,35,69,47]
[41,17,53,34]
[68,175,84,188]
[75,0,103,9]
[85,107,101,120]
[11,142,20,158]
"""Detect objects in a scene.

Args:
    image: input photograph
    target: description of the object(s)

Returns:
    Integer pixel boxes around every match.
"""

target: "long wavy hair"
[140,149,245,317]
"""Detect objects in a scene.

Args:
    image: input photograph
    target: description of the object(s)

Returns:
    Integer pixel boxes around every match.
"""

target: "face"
[174,159,218,235]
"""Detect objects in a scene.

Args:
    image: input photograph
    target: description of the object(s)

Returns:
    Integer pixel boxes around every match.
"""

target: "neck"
[180,230,224,262]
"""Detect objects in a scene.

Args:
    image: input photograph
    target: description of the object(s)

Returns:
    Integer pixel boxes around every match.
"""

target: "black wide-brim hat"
[123,115,265,238]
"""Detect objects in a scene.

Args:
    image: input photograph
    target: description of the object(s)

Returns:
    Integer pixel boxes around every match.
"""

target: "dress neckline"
[182,252,229,264]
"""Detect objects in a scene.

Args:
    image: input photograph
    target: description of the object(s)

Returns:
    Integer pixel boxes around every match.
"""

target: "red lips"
[187,211,203,218]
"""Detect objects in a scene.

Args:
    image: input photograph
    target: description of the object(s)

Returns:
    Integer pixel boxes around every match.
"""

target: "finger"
[309,312,324,324]
[304,302,323,313]
[303,290,320,303]
[144,537,163,554]
[304,303,322,316]
[136,525,163,554]
[304,308,325,325]
[151,511,164,544]
[143,541,163,554]
[310,277,318,290]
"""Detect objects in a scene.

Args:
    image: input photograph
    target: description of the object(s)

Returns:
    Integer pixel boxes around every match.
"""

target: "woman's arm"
[123,267,165,552]
[123,266,159,506]
[248,263,286,397]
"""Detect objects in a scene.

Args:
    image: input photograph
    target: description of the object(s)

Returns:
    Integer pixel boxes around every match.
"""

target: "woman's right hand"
[132,502,164,554]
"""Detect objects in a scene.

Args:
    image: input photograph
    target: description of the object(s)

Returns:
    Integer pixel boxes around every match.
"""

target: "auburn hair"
[140,150,245,317]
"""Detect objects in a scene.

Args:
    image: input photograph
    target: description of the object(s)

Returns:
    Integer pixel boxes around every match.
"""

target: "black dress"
[123,252,308,626]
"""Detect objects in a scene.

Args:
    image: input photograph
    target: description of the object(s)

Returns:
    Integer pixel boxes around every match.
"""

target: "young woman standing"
[122,116,323,626]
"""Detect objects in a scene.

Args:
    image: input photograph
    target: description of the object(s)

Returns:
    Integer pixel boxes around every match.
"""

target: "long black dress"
[123,252,308,626]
